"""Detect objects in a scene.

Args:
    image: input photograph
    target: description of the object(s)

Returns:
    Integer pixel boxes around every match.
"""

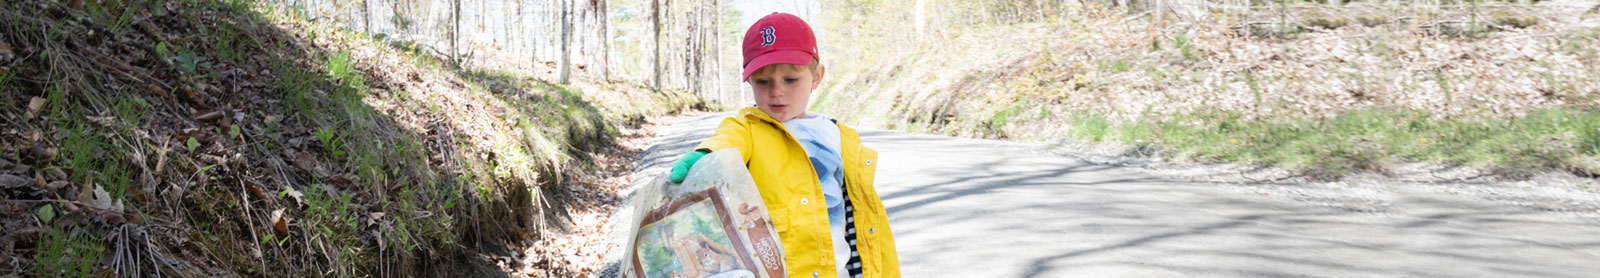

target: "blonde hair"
[749,58,822,78]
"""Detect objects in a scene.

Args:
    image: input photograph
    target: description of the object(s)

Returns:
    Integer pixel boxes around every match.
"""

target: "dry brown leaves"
[505,115,675,278]
[845,8,1599,132]
[23,97,45,119]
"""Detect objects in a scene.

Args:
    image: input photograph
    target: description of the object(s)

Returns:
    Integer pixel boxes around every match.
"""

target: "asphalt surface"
[602,112,1600,278]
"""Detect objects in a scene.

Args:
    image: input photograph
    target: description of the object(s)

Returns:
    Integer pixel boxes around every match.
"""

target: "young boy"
[668,12,900,278]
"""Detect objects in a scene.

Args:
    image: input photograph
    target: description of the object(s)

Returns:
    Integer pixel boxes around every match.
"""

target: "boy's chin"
[759,107,791,120]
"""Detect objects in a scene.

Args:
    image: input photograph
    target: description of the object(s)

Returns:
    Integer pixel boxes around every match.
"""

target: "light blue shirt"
[780,113,849,278]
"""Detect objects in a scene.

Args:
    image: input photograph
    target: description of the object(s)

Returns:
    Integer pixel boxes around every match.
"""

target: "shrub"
[1356,15,1387,27]
[1304,16,1349,30]
[1494,16,1538,29]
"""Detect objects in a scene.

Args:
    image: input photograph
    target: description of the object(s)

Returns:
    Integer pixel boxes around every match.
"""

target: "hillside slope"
[0,0,700,276]
[815,3,1600,179]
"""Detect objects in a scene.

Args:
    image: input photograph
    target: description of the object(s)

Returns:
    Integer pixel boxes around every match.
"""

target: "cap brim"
[741,50,814,81]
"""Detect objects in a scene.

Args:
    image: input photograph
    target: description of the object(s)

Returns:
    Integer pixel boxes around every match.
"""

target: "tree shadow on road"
[856,130,1600,278]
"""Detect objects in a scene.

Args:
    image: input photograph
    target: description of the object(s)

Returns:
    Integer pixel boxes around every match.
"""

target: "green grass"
[33,223,105,277]
[45,83,145,200]
[314,127,347,157]
[1584,123,1600,156]
[983,104,1027,137]
[1096,59,1133,73]
[250,25,459,275]
[276,61,321,116]
[1070,114,1113,142]
[1563,28,1600,60]
[0,65,17,93]
[1172,33,1196,61]
[85,0,136,35]
[325,51,358,83]
[31,82,137,278]
[306,47,453,258]
[212,23,245,62]
[300,183,369,278]
[1435,70,1453,103]
[1073,108,1600,179]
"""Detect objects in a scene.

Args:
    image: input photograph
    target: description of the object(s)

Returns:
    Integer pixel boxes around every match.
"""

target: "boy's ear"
[811,63,826,88]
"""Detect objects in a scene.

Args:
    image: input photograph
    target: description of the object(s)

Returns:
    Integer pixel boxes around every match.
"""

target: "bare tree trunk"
[361,0,370,33]
[452,0,460,64]
[980,0,990,24]
[518,0,524,64]
[685,1,696,96]
[601,0,610,81]
[695,1,705,99]
[559,0,571,84]
[652,0,662,91]
[534,0,547,66]
[710,0,716,103]
[1155,0,1164,27]
[687,8,694,97]
[390,0,406,32]
[916,0,926,41]
[683,1,693,95]
[499,0,507,54]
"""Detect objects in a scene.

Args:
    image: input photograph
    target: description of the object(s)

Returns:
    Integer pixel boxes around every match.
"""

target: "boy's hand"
[669,150,710,183]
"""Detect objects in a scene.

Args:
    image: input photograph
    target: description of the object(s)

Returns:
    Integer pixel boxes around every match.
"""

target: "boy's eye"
[784,77,800,83]
[753,79,771,85]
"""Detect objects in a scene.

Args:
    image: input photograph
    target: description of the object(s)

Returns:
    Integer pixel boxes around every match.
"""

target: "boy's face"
[748,62,824,122]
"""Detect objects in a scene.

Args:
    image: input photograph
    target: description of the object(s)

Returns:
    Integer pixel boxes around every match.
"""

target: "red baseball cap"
[741,13,818,81]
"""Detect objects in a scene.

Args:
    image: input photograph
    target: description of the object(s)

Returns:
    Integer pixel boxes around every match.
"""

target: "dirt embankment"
[824,4,1600,130]
[0,0,701,277]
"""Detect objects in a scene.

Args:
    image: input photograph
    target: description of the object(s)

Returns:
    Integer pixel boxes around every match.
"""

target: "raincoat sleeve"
[694,116,755,164]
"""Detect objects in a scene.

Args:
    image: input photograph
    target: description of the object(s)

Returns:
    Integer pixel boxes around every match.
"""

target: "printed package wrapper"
[624,149,786,278]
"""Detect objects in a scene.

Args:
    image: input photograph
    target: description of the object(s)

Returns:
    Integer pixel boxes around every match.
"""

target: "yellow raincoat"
[695,107,900,278]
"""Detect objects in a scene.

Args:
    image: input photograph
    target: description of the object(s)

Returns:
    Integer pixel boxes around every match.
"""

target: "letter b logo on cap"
[760,26,776,47]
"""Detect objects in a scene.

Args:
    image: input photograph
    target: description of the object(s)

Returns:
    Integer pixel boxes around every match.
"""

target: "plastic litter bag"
[624,149,786,278]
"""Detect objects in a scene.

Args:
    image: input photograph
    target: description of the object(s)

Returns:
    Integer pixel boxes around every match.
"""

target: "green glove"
[669,150,710,183]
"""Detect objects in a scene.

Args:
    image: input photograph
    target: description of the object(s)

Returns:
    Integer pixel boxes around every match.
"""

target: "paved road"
[605,112,1600,278]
